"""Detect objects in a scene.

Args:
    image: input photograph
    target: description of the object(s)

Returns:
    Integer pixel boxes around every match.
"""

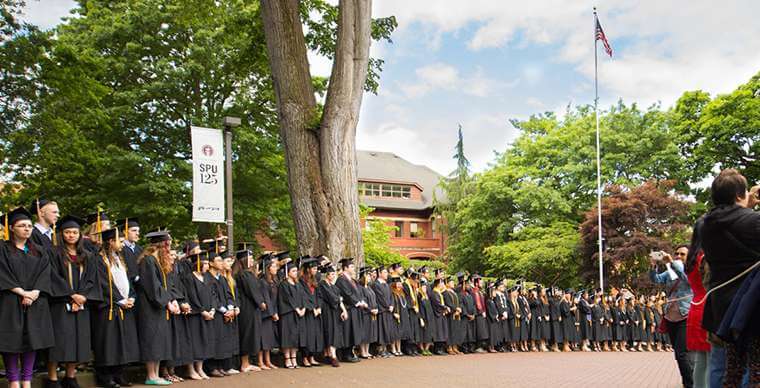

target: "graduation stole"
[434,288,445,306]
[158,258,169,321]
[448,289,460,319]
[511,298,521,327]
[102,255,124,321]
[405,280,419,311]
[226,274,236,301]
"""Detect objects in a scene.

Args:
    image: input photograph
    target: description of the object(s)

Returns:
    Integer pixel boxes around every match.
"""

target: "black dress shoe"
[345,355,360,363]
[61,377,81,388]
[113,376,132,387]
[44,379,62,388]
[97,381,120,388]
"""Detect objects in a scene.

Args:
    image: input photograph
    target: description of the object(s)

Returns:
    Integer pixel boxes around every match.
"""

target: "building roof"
[357,150,446,210]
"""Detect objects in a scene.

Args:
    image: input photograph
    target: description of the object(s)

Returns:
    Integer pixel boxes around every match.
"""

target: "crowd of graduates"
[0,200,676,388]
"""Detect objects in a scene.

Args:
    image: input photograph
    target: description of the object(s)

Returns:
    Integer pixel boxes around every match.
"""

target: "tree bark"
[260,0,370,265]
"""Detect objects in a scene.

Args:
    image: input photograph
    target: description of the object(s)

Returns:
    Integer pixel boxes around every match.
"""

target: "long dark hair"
[7,225,39,257]
[685,217,704,274]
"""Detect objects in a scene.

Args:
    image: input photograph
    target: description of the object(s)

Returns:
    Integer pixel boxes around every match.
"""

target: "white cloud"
[19,0,76,29]
[400,63,514,99]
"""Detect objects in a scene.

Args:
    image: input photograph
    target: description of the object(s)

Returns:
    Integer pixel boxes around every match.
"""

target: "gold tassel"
[103,256,114,321]
[124,217,128,241]
[3,207,8,241]
[160,261,169,320]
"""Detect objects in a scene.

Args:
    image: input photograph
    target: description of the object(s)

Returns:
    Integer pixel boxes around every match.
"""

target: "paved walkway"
[147,351,683,388]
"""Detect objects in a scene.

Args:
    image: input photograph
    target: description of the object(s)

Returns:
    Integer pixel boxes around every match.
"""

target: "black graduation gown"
[135,255,172,362]
[30,227,54,253]
[529,297,542,340]
[430,290,449,343]
[166,263,192,366]
[359,284,378,344]
[317,280,344,349]
[298,279,323,353]
[603,306,613,342]
[47,250,100,363]
[540,300,551,340]
[459,289,476,343]
[508,299,521,342]
[590,303,604,342]
[235,271,264,355]
[220,275,240,357]
[635,305,647,342]
[90,255,140,366]
[259,279,278,351]
[494,293,510,343]
[444,289,463,346]
[0,242,55,353]
[560,299,576,343]
[392,291,411,341]
[209,274,238,359]
[548,297,563,344]
[612,305,626,341]
[419,293,435,343]
[471,289,489,341]
[120,243,142,282]
[487,298,503,347]
[371,280,394,345]
[403,282,422,344]
[181,271,215,361]
[627,306,640,341]
[578,298,592,340]
[336,274,364,347]
[518,296,531,341]
[277,280,303,348]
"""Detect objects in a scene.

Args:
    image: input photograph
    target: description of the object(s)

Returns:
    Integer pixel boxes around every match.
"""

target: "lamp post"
[223,116,241,252]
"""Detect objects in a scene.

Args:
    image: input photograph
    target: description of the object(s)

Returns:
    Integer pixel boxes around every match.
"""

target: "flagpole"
[593,7,604,291]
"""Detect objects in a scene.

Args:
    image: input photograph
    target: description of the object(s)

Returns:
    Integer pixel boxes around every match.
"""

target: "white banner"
[191,126,225,223]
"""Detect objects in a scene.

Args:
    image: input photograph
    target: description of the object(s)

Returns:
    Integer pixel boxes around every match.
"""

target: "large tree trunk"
[260,0,370,264]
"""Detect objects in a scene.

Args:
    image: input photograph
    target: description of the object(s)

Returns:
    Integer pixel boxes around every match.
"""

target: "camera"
[649,251,665,261]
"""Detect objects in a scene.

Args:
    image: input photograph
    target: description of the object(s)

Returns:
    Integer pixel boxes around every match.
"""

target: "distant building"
[357,150,446,261]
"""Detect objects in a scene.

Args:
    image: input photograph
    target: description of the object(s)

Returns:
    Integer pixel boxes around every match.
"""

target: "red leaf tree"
[580,181,691,290]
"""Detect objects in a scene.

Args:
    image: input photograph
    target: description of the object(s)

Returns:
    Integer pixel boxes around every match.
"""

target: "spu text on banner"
[191,126,225,223]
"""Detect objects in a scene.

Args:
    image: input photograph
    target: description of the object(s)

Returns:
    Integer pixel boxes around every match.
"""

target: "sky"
[20,0,760,176]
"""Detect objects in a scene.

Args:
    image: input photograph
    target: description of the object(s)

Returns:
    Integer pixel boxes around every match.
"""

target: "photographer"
[649,246,694,388]
[700,169,759,388]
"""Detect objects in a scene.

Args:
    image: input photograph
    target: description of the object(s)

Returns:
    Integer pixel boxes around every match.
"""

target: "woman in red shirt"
[686,222,710,388]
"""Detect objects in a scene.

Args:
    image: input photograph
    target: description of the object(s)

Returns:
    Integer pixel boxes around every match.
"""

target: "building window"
[359,182,411,199]
[394,221,404,238]
[410,222,423,238]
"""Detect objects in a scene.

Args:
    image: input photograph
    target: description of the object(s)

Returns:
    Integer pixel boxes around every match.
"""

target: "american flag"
[596,19,613,57]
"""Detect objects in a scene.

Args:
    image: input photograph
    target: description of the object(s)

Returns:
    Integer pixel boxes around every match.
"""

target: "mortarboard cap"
[418,266,429,273]
[86,211,109,224]
[145,230,171,244]
[320,264,336,274]
[236,249,253,260]
[115,218,140,229]
[2,207,33,227]
[30,198,53,214]
[390,262,402,270]
[98,228,118,241]
[56,215,85,230]
[300,257,319,269]
[389,276,402,284]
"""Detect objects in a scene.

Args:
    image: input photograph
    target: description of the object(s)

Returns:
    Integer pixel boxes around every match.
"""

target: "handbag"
[656,278,681,334]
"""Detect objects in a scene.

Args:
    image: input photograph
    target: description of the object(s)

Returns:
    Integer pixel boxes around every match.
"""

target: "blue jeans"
[709,344,749,387]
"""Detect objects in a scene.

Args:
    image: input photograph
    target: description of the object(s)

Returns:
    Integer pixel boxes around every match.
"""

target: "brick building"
[357,150,446,261]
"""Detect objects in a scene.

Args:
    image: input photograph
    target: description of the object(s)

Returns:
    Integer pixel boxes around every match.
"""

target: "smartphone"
[649,251,664,261]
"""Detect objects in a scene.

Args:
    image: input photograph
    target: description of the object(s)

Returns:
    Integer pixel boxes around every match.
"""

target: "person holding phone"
[649,245,694,387]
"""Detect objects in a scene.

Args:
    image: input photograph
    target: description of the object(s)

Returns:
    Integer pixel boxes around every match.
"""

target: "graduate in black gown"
[370,265,393,357]
[335,258,366,362]
[485,283,502,353]
[358,267,378,359]
[444,276,464,354]
[518,287,531,351]
[116,218,142,283]
[136,231,175,385]
[29,199,58,253]
[390,276,411,357]
[548,288,564,352]
[560,289,577,352]
[258,256,279,370]
[590,293,604,352]
[430,278,450,355]
[161,249,192,383]
[0,207,55,388]
[233,249,265,373]
[298,257,323,367]
[403,271,422,356]
[458,277,476,353]
[316,264,346,367]
[46,215,100,388]
[577,290,593,351]
[278,260,304,369]
[528,288,543,352]
[418,279,435,356]
[219,253,241,374]
[180,251,214,380]
[470,275,489,352]
[90,228,139,388]
[205,250,238,376]
[82,211,110,256]
[507,287,521,352]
